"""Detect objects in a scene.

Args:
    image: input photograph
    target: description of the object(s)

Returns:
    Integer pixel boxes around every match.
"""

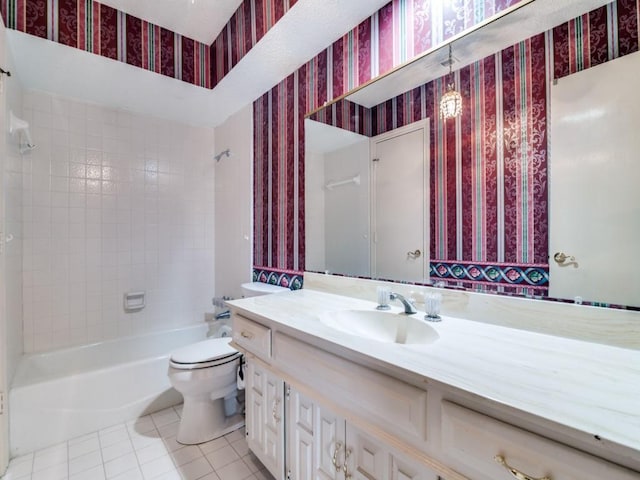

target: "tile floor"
[2,405,274,480]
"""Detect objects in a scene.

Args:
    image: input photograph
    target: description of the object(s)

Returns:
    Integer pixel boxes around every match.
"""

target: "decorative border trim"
[429,260,549,289]
[253,266,304,290]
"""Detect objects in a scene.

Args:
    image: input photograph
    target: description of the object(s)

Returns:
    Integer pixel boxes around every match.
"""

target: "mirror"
[305,118,430,283]
[305,121,371,278]
[304,0,640,308]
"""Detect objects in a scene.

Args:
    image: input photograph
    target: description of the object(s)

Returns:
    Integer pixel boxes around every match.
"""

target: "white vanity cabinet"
[286,386,439,480]
[230,306,640,480]
[234,313,441,480]
[245,356,285,479]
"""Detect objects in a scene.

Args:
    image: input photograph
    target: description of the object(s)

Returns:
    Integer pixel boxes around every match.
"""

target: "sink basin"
[318,310,439,345]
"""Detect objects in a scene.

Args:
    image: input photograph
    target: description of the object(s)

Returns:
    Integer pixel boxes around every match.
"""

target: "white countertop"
[227,288,640,456]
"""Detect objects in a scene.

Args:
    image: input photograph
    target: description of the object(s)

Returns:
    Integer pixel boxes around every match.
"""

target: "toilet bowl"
[167,282,286,444]
[241,281,288,297]
[168,337,243,445]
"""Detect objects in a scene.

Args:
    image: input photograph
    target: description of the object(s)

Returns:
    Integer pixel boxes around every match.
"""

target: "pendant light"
[440,44,462,119]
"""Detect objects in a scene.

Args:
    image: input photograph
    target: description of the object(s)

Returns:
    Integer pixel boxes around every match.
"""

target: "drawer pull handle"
[240,331,254,339]
[343,447,352,479]
[495,455,551,480]
[331,442,343,472]
[272,397,281,423]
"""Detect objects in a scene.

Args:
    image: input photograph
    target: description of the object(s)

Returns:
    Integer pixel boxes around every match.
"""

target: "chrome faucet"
[389,292,417,314]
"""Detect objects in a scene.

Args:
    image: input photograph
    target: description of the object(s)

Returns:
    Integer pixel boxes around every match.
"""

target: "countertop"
[226,288,640,457]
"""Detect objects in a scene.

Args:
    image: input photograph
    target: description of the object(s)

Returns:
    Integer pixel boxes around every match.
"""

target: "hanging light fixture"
[440,44,462,119]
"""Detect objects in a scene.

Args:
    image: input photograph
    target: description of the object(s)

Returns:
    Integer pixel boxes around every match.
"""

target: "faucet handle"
[376,286,391,310]
[424,292,442,322]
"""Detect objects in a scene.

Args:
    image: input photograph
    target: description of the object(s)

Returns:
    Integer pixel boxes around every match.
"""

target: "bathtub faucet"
[215,310,230,320]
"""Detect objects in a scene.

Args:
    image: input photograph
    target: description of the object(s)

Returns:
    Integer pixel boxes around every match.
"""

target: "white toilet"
[241,281,288,297]
[168,337,243,445]
[168,282,287,445]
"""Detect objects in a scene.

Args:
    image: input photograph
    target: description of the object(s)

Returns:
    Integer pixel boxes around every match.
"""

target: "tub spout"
[215,309,231,320]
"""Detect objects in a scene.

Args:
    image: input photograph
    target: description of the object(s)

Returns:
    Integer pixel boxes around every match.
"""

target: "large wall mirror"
[304,0,640,309]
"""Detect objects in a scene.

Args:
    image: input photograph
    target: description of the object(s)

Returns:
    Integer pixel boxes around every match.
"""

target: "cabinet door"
[287,387,345,480]
[345,423,388,480]
[246,358,265,456]
[246,358,285,479]
[345,424,439,480]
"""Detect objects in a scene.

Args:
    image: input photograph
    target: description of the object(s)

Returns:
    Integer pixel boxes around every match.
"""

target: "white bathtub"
[9,324,209,457]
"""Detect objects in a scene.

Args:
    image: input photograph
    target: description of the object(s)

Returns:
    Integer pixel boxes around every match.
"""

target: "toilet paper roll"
[217,325,233,338]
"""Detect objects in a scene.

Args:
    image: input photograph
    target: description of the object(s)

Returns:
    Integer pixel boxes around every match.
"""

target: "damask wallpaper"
[254,0,640,293]
[3,0,638,293]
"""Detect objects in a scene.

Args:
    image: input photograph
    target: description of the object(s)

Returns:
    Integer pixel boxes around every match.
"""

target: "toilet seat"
[170,337,241,370]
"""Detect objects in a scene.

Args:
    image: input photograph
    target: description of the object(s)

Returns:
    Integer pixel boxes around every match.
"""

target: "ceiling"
[7,0,390,127]
[6,0,612,128]
[98,0,243,45]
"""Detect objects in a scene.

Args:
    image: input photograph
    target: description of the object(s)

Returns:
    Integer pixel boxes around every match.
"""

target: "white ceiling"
[98,0,243,45]
[7,0,390,127]
[5,0,612,129]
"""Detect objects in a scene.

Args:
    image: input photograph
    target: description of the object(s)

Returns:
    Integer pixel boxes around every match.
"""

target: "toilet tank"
[241,281,288,297]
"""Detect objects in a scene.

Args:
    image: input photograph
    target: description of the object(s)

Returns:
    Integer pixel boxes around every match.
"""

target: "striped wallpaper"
[1,0,299,88]
[1,0,211,87]
[211,0,298,87]
[254,0,640,293]
[302,0,524,115]
[4,0,638,293]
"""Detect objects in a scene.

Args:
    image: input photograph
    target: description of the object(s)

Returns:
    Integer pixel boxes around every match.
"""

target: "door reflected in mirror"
[305,119,430,283]
[305,120,371,277]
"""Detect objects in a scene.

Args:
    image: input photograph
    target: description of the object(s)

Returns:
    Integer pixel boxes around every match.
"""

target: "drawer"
[441,401,639,480]
[274,332,428,448]
[232,314,272,359]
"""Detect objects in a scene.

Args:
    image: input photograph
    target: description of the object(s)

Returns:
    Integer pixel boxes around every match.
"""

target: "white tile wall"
[21,91,216,353]
[213,105,252,300]
[2,28,25,386]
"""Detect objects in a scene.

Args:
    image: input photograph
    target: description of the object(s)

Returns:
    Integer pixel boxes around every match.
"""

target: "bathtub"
[9,323,210,457]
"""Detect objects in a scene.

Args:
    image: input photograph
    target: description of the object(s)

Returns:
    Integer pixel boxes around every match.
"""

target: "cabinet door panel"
[315,404,344,480]
[245,359,284,479]
[287,387,344,480]
[246,360,264,455]
[346,424,389,480]
[288,389,315,480]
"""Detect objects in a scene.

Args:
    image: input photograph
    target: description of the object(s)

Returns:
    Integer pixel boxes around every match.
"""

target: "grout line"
[95,425,108,480]
[8,409,259,480]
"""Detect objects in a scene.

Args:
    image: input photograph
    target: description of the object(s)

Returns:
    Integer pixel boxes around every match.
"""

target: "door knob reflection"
[553,251,575,264]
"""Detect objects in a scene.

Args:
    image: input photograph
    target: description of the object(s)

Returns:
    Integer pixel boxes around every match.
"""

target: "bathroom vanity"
[227,274,640,480]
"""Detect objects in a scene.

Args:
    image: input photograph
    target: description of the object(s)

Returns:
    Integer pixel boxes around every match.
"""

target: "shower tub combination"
[9,323,212,457]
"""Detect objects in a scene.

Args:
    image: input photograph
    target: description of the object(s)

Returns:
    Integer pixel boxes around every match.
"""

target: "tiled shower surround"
[19,91,215,353]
